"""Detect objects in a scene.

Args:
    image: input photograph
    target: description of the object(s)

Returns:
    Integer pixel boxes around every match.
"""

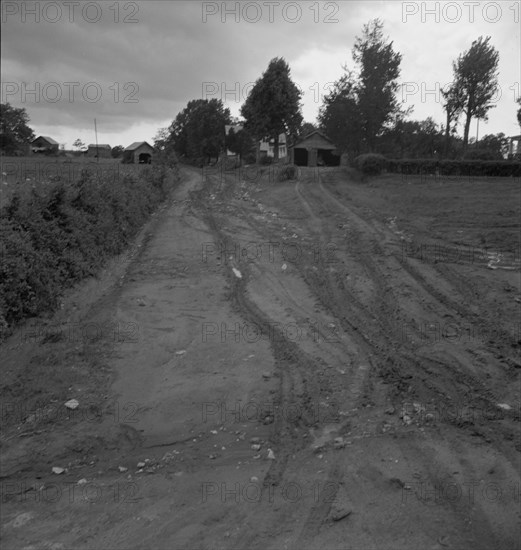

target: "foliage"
[473,133,508,158]
[0,163,176,335]
[378,117,444,158]
[111,145,124,158]
[277,164,299,182]
[0,103,35,154]
[318,73,361,158]
[353,153,387,175]
[452,36,500,151]
[241,57,303,161]
[463,148,502,161]
[352,19,404,152]
[440,83,465,157]
[225,126,255,162]
[387,158,520,177]
[259,155,274,165]
[298,122,318,137]
[167,99,231,164]
[73,139,86,152]
[318,19,404,155]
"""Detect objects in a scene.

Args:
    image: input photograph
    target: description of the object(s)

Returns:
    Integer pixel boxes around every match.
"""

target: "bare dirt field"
[1,165,520,549]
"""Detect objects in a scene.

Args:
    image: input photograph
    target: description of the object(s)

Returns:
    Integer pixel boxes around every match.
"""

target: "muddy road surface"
[1,165,520,549]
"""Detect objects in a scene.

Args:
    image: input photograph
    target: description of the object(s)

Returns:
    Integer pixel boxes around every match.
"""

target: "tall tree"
[440,84,464,158]
[73,138,86,152]
[517,97,521,128]
[0,103,35,154]
[168,99,231,164]
[318,72,361,158]
[241,58,303,161]
[453,36,499,152]
[352,19,403,153]
[225,127,255,163]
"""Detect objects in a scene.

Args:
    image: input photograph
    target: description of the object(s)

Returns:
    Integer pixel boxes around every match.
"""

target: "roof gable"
[292,131,336,149]
[125,141,154,151]
[32,136,59,146]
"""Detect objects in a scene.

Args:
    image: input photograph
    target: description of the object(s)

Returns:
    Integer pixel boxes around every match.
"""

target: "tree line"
[156,19,518,165]
[2,19,520,162]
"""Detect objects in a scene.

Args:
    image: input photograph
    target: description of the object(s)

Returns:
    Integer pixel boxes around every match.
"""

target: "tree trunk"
[462,112,472,153]
[273,134,279,162]
[443,109,451,158]
[256,139,261,164]
[462,97,473,154]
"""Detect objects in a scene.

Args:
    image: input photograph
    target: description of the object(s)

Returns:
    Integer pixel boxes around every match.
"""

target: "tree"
[352,19,403,153]
[241,57,303,161]
[153,128,177,167]
[168,99,231,164]
[225,127,255,163]
[453,36,500,152]
[517,97,521,128]
[377,117,444,158]
[318,72,362,158]
[111,145,124,158]
[298,121,318,137]
[440,84,465,157]
[73,139,86,152]
[471,132,508,159]
[0,102,35,154]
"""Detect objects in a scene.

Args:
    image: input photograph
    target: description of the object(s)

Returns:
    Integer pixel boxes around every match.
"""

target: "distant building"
[507,135,521,158]
[259,133,287,160]
[31,136,59,154]
[123,141,154,164]
[289,131,340,167]
[86,144,112,158]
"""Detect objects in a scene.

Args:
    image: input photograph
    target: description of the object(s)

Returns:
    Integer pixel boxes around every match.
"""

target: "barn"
[289,131,340,167]
[86,144,112,158]
[31,136,59,154]
[124,141,155,164]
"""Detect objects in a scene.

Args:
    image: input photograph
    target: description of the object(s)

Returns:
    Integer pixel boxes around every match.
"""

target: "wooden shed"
[86,144,112,158]
[124,141,155,164]
[31,136,59,154]
[289,131,340,167]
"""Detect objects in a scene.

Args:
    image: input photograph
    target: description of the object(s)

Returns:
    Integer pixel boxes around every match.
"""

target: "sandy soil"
[1,165,520,550]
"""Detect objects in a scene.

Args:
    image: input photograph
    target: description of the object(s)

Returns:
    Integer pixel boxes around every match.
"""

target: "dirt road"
[1,165,520,549]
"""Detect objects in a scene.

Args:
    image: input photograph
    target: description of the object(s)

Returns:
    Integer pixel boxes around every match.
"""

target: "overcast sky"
[1,1,520,149]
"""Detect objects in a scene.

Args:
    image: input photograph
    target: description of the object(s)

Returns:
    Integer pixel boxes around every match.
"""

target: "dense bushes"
[386,158,521,177]
[353,153,387,175]
[463,148,503,161]
[277,164,299,182]
[0,164,174,335]
[351,154,520,178]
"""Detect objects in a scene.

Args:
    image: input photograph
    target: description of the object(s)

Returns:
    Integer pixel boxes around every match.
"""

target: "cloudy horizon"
[2,0,520,149]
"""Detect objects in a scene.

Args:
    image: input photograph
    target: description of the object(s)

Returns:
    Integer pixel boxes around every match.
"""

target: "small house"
[31,136,59,154]
[86,144,112,158]
[259,133,287,160]
[124,141,154,164]
[507,135,521,159]
[289,131,340,167]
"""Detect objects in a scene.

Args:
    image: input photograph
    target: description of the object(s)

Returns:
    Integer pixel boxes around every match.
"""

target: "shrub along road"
[1,165,520,549]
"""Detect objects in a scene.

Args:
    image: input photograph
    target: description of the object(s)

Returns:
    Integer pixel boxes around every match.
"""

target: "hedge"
[0,164,175,336]
[353,154,387,176]
[386,158,521,178]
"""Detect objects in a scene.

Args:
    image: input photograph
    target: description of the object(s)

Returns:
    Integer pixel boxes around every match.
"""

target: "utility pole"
[94,118,99,162]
